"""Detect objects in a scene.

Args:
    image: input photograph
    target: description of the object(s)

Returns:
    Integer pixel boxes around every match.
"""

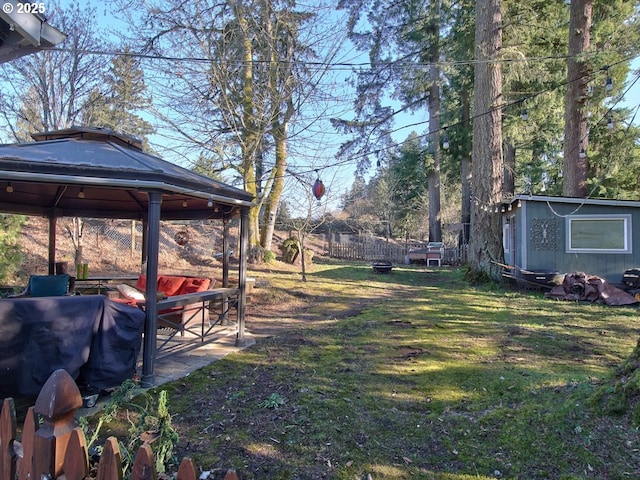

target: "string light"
[5,182,13,193]
[207,196,213,207]
[521,108,528,121]
[607,116,614,129]
[78,187,85,198]
[579,148,587,159]
[182,198,188,207]
[442,135,449,149]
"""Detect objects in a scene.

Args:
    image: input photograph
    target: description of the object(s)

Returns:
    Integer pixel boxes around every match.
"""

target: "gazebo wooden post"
[140,191,162,387]
[47,215,56,274]
[236,206,249,346]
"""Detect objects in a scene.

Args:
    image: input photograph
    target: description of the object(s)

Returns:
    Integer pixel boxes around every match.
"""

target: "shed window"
[566,215,631,253]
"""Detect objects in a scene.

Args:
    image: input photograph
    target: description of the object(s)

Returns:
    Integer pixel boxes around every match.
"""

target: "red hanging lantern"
[312,178,324,202]
[312,178,325,201]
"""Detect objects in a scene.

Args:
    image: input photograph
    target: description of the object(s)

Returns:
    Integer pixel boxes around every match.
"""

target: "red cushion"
[157,276,187,296]
[136,274,147,291]
[180,277,211,294]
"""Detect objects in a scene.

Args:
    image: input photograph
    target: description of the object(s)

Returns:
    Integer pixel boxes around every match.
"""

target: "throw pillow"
[116,284,146,301]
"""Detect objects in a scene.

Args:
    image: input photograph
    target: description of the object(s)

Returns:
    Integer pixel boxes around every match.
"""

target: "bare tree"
[0,1,107,265]
[278,170,337,282]
[122,0,346,256]
[0,1,106,140]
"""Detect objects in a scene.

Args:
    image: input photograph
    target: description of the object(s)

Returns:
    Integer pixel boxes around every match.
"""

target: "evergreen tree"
[469,0,504,280]
[82,47,154,144]
[563,0,593,197]
[388,132,430,238]
[336,0,452,242]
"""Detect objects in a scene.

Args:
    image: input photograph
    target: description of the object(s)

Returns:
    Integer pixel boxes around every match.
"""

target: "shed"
[0,126,255,387]
[501,194,640,284]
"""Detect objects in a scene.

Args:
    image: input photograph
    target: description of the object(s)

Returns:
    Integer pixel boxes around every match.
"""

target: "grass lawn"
[98,262,640,479]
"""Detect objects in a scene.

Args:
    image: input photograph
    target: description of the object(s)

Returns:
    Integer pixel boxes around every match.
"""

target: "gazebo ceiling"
[0,127,254,220]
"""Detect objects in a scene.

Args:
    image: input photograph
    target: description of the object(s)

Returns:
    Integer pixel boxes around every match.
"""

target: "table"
[74,275,139,294]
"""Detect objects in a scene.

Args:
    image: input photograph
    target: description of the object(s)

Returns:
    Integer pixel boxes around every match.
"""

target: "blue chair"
[11,274,72,297]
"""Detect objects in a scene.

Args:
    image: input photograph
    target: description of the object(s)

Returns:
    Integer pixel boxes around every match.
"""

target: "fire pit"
[372,260,393,274]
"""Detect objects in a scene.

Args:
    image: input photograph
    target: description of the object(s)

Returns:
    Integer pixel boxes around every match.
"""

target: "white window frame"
[566,214,632,254]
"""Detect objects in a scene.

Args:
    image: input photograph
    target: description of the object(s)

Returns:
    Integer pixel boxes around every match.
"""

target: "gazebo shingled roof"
[0,126,254,387]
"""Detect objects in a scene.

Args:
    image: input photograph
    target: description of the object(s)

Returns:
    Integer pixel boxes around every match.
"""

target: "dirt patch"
[393,345,428,359]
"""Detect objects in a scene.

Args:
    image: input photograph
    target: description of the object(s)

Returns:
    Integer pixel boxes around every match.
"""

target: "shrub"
[280,237,300,264]
[0,214,25,283]
[264,250,277,263]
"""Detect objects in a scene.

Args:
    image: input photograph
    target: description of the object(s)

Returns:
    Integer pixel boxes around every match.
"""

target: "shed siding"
[518,200,639,283]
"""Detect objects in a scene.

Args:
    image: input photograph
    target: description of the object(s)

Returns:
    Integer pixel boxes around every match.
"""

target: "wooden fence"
[0,369,238,480]
[328,242,467,265]
[328,242,408,263]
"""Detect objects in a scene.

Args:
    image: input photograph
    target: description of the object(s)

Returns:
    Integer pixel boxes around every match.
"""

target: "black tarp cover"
[0,295,145,396]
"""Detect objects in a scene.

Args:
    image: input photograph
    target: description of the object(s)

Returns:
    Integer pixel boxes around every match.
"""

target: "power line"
[18,46,640,187]
[42,45,626,71]
[258,54,640,184]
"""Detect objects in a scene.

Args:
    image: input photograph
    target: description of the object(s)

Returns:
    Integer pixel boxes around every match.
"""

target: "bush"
[264,250,277,263]
[80,381,179,474]
[280,237,300,264]
[0,215,25,283]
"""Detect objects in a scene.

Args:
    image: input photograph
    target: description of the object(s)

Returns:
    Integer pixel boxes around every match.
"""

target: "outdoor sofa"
[114,274,214,329]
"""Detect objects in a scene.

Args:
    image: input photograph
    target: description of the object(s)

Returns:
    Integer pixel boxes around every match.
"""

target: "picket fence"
[0,369,238,480]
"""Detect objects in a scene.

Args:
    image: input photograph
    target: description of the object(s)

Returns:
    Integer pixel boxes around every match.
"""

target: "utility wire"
[23,46,640,185]
[275,54,640,182]
[41,45,627,71]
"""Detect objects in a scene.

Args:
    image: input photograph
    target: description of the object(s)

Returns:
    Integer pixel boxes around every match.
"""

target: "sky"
[15,1,640,213]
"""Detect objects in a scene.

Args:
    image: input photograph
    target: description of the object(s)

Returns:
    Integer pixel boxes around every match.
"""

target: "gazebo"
[0,126,255,387]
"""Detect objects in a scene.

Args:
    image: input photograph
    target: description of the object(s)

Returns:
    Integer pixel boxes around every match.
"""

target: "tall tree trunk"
[460,86,472,248]
[261,123,287,251]
[503,139,516,196]
[427,0,442,243]
[469,0,504,280]
[234,2,261,247]
[563,0,592,198]
[259,0,294,252]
